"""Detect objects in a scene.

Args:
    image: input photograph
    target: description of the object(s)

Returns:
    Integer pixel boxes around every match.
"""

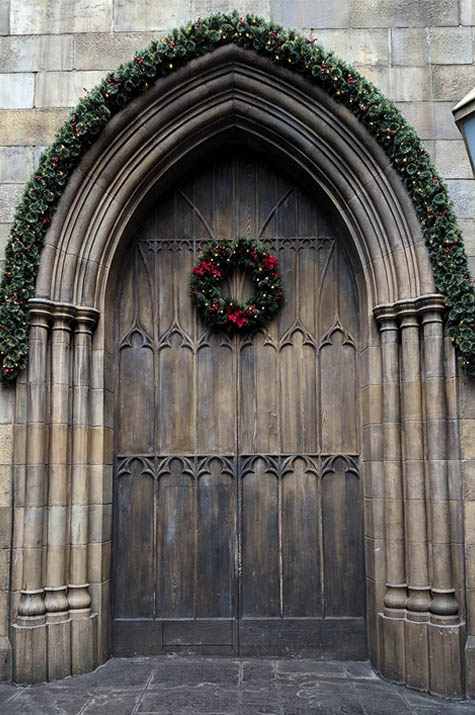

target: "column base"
[378,612,466,698]
[12,612,99,684]
[378,611,406,683]
[11,621,47,684]
[47,618,71,681]
[0,636,11,681]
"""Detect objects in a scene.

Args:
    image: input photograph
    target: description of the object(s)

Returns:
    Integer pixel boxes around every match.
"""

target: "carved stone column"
[375,306,406,683]
[68,307,98,673]
[378,310,406,611]
[13,300,51,682]
[45,306,74,679]
[420,297,458,621]
[399,304,430,690]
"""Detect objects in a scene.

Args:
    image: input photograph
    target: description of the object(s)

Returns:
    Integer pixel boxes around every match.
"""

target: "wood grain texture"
[112,150,365,657]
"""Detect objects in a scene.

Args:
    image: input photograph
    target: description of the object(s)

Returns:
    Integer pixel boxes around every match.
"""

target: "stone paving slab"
[0,657,474,714]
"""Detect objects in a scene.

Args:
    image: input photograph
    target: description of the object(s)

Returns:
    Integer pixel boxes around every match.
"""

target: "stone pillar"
[68,308,98,674]
[376,308,406,683]
[399,305,430,690]
[420,296,463,697]
[12,300,51,682]
[44,307,74,679]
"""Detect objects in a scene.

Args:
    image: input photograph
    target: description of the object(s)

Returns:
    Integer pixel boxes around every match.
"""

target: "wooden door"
[111,150,366,658]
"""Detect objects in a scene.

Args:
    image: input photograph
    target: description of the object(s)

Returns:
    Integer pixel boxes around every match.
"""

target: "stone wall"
[0,0,474,687]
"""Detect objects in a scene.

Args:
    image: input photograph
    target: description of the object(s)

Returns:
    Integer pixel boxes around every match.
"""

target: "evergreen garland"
[1,11,474,381]
[190,238,283,331]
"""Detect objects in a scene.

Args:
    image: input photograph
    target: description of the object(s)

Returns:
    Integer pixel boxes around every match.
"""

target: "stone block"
[432,101,463,140]
[466,635,475,698]
[379,613,405,683]
[114,0,192,32]
[0,466,11,508]
[0,73,34,109]
[0,147,33,184]
[0,224,9,262]
[430,27,473,65]
[389,67,431,102]
[395,102,433,140]
[353,65,390,96]
[391,28,429,66]
[74,31,159,70]
[270,0,350,29]
[465,501,475,543]
[435,140,474,180]
[428,622,465,698]
[71,613,97,675]
[193,1,270,21]
[0,35,73,72]
[459,220,475,257]
[0,507,11,549]
[0,108,69,146]
[404,620,429,692]
[350,0,458,28]
[0,423,13,464]
[462,375,475,419]
[11,622,47,684]
[0,634,10,681]
[35,70,106,108]
[447,180,475,220]
[0,1,9,35]
[309,29,389,66]
[10,0,112,34]
[47,619,71,681]
[460,0,475,25]
[432,65,475,102]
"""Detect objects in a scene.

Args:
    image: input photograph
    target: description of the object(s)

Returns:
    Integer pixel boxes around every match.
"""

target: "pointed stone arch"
[11,44,465,698]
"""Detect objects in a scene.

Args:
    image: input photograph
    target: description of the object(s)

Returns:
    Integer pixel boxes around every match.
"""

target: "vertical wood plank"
[322,460,365,617]
[282,459,321,616]
[241,458,280,617]
[196,458,235,617]
[156,461,195,618]
[114,460,154,618]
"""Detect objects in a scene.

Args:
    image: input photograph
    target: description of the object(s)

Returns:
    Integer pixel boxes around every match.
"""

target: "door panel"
[112,150,366,658]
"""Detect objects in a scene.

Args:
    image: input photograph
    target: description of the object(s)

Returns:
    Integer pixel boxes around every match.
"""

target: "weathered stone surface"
[0,73,34,109]
[0,1,9,35]
[35,70,106,108]
[193,0,270,20]
[435,140,474,179]
[355,65,390,95]
[113,0,191,32]
[0,35,73,72]
[460,0,475,25]
[390,67,431,102]
[10,0,112,34]
[432,64,475,102]
[433,102,463,140]
[270,0,350,28]
[395,101,433,140]
[0,184,22,223]
[316,28,389,66]
[0,108,69,146]
[430,26,474,65]
[350,0,458,28]
[460,219,475,257]
[0,147,33,183]
[0,467,11,508]
[74,31,158,70]
[391,28,429,66]
[447,180,475,220]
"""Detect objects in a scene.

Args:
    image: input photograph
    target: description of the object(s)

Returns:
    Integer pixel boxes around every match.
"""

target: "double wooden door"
[112,151,366,658]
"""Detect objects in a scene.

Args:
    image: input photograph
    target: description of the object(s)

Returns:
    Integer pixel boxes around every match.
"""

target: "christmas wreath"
[190,238,283,331]
[0,11,474,379]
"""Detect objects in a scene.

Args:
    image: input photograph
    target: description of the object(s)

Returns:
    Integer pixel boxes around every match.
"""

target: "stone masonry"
[0,0,474,696]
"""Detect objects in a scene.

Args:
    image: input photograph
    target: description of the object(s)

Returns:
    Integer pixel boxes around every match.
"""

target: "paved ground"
[0,657,473,715]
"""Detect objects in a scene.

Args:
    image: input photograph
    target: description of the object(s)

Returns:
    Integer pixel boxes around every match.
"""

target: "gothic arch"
[12,44,465,698]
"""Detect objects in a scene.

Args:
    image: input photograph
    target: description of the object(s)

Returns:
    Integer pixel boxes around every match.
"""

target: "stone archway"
[10,45,465,697]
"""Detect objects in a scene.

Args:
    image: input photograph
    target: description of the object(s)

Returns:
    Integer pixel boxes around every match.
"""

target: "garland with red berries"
[190,239,283,331]
[0,11,474,381]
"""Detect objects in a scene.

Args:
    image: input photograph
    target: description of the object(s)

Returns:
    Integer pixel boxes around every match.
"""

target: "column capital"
[374,304,398,331]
